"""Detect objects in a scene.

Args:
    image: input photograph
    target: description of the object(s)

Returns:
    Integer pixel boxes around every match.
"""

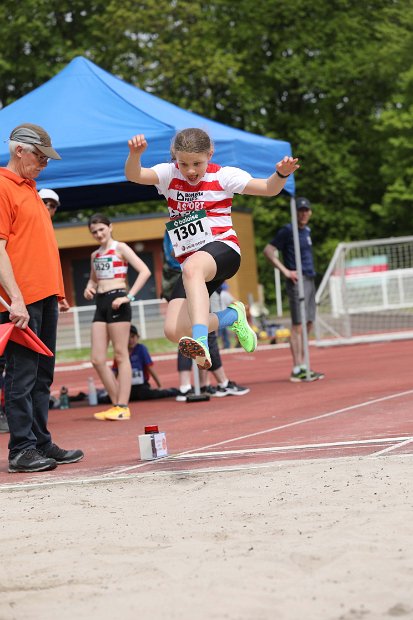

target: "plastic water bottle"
[88,376,98,406]
[59,386,70,409]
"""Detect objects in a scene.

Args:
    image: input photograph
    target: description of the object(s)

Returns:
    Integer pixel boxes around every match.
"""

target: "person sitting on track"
[98,324,180,403]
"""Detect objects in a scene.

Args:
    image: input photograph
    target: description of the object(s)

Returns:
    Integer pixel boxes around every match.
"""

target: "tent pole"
[290,196,311,379]
[185,361,210,402]
[274,250,283,318]
[193,361,201,394]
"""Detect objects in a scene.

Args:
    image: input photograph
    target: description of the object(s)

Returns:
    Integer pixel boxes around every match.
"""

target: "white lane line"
[0,460,290,491]
[171,436,413,459]
[100,457,177,476]
[172,389,413,455]
[107,388,413,475]
[369,437,413,457]
[3,452,413,492]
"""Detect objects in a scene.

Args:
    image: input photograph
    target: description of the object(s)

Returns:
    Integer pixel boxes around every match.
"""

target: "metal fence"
[315,236,413,345]
[56,298,168,350]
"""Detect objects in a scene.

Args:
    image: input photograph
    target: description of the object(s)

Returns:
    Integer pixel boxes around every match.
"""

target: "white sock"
[180,384,192,393]
[293,366,301,374]
[218,380,229,388]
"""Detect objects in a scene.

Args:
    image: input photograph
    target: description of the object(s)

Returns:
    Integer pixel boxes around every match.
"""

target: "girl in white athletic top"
[125,128,298,371]
[84,214,151,421]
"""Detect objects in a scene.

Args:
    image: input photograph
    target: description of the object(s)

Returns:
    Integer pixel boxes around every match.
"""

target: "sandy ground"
[0,455,412,620]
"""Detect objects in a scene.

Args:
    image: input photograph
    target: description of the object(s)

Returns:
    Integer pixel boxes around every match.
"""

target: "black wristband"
[276,170,290,179]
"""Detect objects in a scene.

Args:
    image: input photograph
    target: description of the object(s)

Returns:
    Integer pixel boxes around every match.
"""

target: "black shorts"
[93,289,132,323]
[286,276,316,325]
[169,241,241,301]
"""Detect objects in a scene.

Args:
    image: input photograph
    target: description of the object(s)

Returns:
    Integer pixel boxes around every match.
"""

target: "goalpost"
[315,236,413,346]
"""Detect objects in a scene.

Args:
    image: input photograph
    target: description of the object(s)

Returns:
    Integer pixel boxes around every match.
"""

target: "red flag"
[0,294,54,357]
[0,323,53,357]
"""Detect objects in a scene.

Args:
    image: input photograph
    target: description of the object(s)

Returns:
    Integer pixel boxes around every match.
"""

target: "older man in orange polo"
[0,123,83,473]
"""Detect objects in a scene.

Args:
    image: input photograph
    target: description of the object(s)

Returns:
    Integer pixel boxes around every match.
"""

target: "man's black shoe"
[8,449,57,473]
[39,443,84,464]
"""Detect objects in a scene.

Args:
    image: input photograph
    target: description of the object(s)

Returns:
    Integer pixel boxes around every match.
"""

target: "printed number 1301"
[173,220,205,242]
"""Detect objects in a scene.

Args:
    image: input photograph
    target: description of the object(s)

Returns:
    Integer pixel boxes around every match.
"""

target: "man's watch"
[126,294,135,302]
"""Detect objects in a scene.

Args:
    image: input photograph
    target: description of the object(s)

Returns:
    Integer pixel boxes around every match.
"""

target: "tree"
[371,5,413,236]
[1,0,412,304]
[0,0,110,107]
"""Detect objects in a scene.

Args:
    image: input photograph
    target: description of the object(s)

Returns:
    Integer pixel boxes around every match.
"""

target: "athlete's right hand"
[128,134,148,155]
[84,286,96,300]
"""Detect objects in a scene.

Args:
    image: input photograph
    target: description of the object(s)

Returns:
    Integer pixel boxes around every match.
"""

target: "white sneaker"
[216,381,250,396]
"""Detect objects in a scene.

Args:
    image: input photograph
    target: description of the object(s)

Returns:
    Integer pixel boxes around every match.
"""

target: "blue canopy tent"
[0,58,315,377]
[0,56,295,210]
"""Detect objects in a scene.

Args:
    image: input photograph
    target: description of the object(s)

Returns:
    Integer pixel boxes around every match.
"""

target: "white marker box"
[138,432,168,460]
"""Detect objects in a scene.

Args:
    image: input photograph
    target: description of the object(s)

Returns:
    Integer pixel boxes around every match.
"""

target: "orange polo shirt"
[0,168,65,308]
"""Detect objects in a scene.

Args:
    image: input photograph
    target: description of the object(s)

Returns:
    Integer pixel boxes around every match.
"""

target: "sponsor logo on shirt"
[177,191,203,201]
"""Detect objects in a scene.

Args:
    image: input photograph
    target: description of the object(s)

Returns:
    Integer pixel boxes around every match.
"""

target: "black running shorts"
[286,276,316,325]
[93,289,132,323]
[168,241,241,301]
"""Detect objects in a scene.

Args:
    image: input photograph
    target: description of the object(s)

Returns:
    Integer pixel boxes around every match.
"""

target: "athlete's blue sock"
[215,308,238,329]
[192,324,209,349]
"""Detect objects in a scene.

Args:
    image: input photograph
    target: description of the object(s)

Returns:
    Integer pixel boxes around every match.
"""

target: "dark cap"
[296,197,311,210]
[9,123,61,160]
[130,324,139,336]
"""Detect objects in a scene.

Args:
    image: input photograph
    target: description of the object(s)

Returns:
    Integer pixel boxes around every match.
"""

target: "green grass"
[56,336,177,363]
[143,337,178,354]
[56,347,92,363]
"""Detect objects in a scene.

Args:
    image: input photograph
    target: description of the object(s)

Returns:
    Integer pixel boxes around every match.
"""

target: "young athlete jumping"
[125,128,298,370]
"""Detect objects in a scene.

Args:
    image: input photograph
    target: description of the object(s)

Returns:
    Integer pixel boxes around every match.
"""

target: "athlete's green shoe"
[228,301,257,353]
[179,336,212,370]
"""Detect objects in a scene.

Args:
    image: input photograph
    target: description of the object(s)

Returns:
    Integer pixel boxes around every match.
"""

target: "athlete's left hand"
[112,296,129,310]
[276,156,300,177]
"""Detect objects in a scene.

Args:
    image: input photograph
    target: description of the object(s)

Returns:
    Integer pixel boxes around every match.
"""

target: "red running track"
[1,340,412,487]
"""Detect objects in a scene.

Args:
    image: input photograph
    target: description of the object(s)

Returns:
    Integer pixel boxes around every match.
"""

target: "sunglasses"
[30,148,49,165]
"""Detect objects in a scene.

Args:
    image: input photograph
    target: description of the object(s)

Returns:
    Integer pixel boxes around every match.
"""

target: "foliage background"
[1,0,412,304]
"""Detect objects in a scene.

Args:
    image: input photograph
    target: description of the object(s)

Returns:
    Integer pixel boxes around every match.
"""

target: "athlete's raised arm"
[125,134,160,185]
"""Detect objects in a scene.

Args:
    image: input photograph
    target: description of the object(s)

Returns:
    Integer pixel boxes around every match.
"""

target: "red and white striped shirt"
[93,241,128,280]
[152,162,251,262]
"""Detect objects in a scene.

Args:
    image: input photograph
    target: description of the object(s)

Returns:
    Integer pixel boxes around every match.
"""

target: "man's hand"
[59,298,70,313]
[286,269,298,284]
[9,299,30,329]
